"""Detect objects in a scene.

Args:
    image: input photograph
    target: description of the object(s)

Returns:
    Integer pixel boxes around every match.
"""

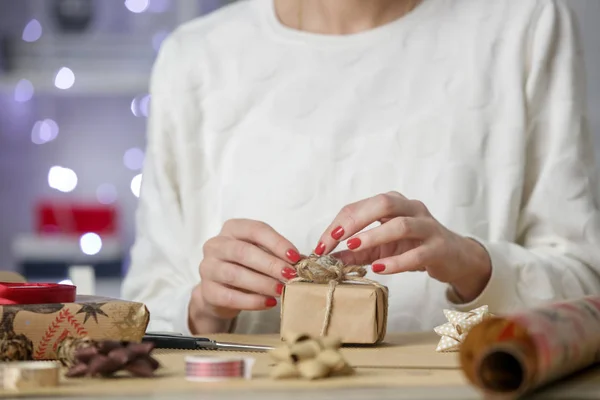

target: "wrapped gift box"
[0,295,149,360]
[280,282,388,345]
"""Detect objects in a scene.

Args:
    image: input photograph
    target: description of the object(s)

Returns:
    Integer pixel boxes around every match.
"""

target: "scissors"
[142,332,274,352]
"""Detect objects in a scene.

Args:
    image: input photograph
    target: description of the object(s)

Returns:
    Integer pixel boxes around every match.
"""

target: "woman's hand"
[188,219,300,334]
[315,191,492,303]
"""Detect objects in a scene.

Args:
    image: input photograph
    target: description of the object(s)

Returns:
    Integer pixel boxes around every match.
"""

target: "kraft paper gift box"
[280,281,388,345]
[0,295,149,360]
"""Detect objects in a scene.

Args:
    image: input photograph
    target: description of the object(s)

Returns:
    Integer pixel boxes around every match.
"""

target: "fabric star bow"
[434,305,492,352]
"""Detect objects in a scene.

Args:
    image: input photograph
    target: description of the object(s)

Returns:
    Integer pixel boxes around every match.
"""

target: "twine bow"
[289,254,387,337]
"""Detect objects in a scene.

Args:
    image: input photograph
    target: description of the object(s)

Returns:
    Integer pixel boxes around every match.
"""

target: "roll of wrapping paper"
[460,296,600,398]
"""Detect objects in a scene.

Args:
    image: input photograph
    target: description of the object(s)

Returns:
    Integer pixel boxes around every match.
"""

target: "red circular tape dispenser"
[0,282,77,305]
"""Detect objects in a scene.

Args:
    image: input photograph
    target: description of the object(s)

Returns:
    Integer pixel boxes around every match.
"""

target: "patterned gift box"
[0,296,149,360]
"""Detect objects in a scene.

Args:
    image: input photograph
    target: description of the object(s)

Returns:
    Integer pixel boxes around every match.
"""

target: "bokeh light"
[31,119,59,145]
[139,94,151,117]
[130,174,142,197]
[22,19,42,42]
[79,233,102,256]
[48,166,78,193]
[54,67,75,90]
[130,94,151,117]
[124,148,145,170]
[14,79,35,102]
[96,183,118,205]
[124,0,149,13]
[130,97,140,117]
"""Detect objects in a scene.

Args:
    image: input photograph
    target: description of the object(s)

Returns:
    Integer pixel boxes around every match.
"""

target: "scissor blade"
[211,341,273,352]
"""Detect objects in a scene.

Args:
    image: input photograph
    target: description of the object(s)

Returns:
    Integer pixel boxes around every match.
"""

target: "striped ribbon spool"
[185,356,255,382]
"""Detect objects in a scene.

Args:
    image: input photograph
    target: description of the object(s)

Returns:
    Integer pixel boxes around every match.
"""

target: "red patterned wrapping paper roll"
[0,282,77,305]
[460,296,600,398]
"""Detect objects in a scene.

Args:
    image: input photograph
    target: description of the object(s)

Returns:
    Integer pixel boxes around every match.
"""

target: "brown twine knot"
[293,254,367,284]
[289,254,386,337]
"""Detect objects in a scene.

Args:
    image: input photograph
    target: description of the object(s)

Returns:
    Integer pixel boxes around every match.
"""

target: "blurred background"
[0,0,235,296]
[0,0,599,298]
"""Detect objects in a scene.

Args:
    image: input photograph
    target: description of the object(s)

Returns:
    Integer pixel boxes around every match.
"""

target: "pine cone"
[57,336,94,367]
[65,340,160,378]
[0,332,34,361]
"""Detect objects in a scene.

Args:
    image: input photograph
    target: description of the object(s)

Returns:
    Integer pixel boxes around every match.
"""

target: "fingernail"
[265,297,277,307]
[276,283,284,296]
[331,226,345,240]
[347,238,361,250]
[314,242,326,256]
[286,249,301,263]
[282,267,297,280]
[372,264,386,273]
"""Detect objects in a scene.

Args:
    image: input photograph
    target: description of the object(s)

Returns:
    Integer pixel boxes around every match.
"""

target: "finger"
[330,247,381,266]
[314,192,427,256]
[201,259,284,298]
[204,237,298,281]
[344,217,433,252]
[202,280,277,311]
[370,243,438,275]
[221,219,301,264]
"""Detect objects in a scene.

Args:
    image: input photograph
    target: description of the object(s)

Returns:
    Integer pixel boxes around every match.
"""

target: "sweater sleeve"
[448,0,600,312]
[120,33,197,335]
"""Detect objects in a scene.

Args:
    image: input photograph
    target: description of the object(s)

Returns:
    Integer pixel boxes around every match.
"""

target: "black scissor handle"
[142,333,211,349]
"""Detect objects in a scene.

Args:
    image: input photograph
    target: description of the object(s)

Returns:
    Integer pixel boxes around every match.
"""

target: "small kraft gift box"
[280,255,388,345]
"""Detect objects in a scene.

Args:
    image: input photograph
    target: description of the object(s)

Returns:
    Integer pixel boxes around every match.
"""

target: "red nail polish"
[372,264,385,273]
[282,267,297,280]
[265,297,277,307]
[331,226,345,240]
[315,242,326,256]
[286,249,301,264]
[276,283,284,295]
[347,238,361,250]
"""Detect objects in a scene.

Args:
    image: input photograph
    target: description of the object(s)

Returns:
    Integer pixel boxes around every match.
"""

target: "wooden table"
[2,333,600,399]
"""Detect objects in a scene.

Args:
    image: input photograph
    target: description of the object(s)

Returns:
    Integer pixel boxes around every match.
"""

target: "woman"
[122,0,600,335]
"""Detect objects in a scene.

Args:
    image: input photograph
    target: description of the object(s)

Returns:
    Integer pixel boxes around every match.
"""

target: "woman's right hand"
[188,218,301,334]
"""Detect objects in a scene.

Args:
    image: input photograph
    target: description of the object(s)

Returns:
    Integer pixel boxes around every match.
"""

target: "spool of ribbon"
[185,356,255,382]
[0,283,76,305]
[0,361,60,390]
[289,254,388,336]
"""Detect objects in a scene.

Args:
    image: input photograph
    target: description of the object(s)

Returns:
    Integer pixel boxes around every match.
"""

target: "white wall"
[571,1,600,153]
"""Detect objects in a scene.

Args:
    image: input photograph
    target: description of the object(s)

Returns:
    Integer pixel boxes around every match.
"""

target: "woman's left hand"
[315,191,492,302]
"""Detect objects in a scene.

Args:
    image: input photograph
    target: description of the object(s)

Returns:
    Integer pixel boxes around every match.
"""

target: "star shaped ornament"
[434,305,492,352]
